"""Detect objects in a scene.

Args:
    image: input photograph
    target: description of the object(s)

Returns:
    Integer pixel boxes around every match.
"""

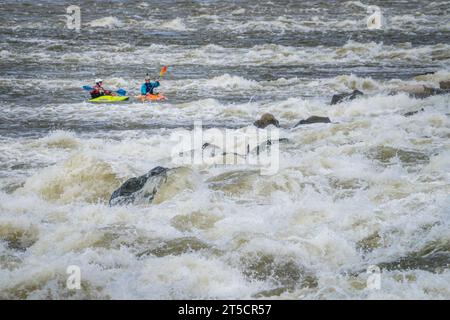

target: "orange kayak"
[136,93,166,102]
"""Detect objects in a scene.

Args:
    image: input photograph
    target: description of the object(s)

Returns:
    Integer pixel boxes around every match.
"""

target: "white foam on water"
[156,18,191,31]
[3,41,449,69]
[1,82,449,298]
[86,17,124,28]
[203,74,262,90]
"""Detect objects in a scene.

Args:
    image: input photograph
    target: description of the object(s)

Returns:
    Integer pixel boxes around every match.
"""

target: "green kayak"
[89,95,129,103]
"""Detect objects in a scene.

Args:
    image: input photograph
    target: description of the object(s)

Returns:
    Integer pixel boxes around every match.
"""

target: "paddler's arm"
[140,84,147,95]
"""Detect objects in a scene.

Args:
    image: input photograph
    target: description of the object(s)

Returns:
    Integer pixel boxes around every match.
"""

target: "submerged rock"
[254,113,280,129]
[391,84,427,95]
[330,89,364,105]
[378,240,450,274]
[404,108,425,117]
[207,170,258,196]
[22,153,119,204]
[241,252,318,289]
[369,146,429,165]
[137,237,214,258]
[253,286,293,298]
[0,224,39,251]
[294,116,331,127]
[171,211,222,232]
[378,252,449,273]
[439,80,450,90]
[413,71,436,77]
[109,166,168,206]
[412,87,450,99]
[356,232,383,253]
[350,240,450,276]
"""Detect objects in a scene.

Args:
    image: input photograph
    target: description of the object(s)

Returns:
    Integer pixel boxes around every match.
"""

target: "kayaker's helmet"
[95,78,103,84]
[145,74,150,81]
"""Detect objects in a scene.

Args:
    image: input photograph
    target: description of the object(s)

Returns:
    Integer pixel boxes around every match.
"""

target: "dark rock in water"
[377,242,450,273]
[393,85,450,99]
[241,252,318,289]
[440,80,450,90]
[251,138,290,155]
[202,142,223,157]
[349,243,450,277]
[330,89,364,105]
[413,71,436,78]
[369,146,429,165]
[254,113,280,129]
[411,87,450,99]
[202,142,247,163]
[356,232,382,253]
[377,252,449,273]
[404,108,425,117]
[202,142,215,149]
[137,237,214,258]
[109,166,168,206]
[294,116,331,127]
[253,286,294,298]
[177,143,225,159]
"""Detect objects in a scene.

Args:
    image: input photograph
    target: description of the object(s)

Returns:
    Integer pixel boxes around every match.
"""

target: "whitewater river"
[0,0,449,299]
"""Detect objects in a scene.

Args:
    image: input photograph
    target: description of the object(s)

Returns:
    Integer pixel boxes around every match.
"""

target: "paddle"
[159,65,168,79]
[82,85,127,96]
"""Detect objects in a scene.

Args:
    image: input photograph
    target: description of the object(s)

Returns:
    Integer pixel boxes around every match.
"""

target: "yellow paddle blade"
[159,65,168,77]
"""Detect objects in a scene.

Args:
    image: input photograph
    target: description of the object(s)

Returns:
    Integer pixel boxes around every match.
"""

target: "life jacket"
[142,81,160,95]
[90,84,111,98]
[145,82,154,94]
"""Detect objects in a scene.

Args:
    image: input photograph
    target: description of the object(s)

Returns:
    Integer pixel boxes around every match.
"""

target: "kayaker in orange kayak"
[140,74,160,96]
[137,67,167,101]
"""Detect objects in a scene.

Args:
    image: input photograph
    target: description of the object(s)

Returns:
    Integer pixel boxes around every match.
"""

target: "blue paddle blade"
[82,85,93,91]
[116,89,126,96]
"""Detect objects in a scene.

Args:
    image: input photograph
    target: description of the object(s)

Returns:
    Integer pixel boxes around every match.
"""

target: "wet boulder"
[413,71,436,77]
[330,89,364,105]
[294,116,331,127]
[109,166,168,206]
[413,87,450,99]
[391,84,427,95]
[392,85,450,99]
[254,113,280,129]
[440,80,450,90]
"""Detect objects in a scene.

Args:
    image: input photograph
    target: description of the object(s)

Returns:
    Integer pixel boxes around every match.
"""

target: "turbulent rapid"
[0,0,449,299]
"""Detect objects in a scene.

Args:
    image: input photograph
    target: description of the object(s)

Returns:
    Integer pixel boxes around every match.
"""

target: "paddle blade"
[159,65,168,77]
[116,89,127,96]
[82,85,93,91]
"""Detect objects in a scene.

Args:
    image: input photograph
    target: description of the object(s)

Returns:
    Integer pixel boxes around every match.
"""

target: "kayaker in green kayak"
[90,79,115,99]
